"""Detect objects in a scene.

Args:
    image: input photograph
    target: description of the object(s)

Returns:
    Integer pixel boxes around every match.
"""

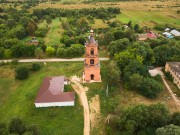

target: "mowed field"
[28,1,180,11]
[44,18,64,46]
[116,10,180,27]
[0,62,84,135]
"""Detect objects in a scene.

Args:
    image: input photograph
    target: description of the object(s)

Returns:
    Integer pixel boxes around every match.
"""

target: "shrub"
[9,118,26,135]
[31,63,41,71]
[46,46,55,56]
[15,66,29,80]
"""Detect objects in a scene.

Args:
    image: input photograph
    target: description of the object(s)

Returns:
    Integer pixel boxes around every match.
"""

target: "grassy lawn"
[38,20,47,28]
[91,19,109,29]
[0,62,84,135]
[116,11,180,27]
[45,18,63,46]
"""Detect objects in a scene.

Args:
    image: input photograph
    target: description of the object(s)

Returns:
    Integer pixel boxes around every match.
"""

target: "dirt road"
[70,76,90,135]
[0,58,109,63]
[162,76,180,111]
[155,68,180,111]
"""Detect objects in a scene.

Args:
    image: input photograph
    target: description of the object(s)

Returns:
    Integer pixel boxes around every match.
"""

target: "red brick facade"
[83,30,101,82]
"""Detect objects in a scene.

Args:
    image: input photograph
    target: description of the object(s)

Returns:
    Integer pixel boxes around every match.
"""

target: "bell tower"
[83,29,101,82]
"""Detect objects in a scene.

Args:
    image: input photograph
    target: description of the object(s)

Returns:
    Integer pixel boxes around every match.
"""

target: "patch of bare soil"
[89,94,101,129]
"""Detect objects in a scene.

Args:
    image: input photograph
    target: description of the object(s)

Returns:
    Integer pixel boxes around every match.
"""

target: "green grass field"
[92,19,108,29]
[45,18,63,46]
[116,11,180,27]
[0,62,84,135]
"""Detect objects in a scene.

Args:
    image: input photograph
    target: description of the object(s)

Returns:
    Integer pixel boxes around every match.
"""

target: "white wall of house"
[35,101,74,108]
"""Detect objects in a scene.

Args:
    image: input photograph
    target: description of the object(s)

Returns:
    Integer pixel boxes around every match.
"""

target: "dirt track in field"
[70,76,90,135]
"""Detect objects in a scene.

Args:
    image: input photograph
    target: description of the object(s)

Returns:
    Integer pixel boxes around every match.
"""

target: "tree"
[115,50,143,71]
[140,77,163,99]
[134,24,139,32]
[15,66,29,80]
[11,45,22,58]
[46,16,52,25]
[26,20,37,36]
[123,60,147,82]
[34,47,44,58]
[32,63,41,71]
[46,46,55,56]
[117,104,169,135]
[156,124,180,135]
[77,17,89,33]
[0,123,9,135]
[171,112,180,126]
[103,32,114,46]
[113,30,125,40]
[56,48,67,58]
[127,21,132,28]
[27,125,40,135]
[9,118,26,135]
[0,47,4,58]
[107,61,121,86]
[108,38,130,58]
[4,49,12,58]
[60,35,75,47]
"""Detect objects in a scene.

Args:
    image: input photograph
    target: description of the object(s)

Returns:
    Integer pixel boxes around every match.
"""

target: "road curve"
[0,58,109,63]
[70,76,90,135]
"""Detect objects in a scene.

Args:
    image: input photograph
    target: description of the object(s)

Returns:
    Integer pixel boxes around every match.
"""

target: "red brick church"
[83,29,101,82]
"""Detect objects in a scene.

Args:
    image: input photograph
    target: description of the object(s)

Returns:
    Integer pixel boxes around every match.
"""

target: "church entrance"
[90,74,94,80]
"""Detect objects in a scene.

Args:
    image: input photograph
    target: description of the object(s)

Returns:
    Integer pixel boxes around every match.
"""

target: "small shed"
[165,28,170,31]
[171,30,180,36]
[163,32,173,38]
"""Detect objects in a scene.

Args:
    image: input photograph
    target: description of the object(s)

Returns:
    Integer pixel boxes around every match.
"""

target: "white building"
[171,30,180,36]
[34,76,75,107]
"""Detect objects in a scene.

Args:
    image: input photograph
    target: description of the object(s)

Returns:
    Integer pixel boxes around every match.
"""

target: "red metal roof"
[35,76,75,103]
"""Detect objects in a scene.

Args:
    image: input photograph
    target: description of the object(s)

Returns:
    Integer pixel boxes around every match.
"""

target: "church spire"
[89,29,95,44]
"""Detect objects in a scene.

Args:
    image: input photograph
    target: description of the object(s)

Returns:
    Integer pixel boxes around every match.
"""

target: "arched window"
[90,48,94,55]
[90,74,94,80]
[90,59,94,65]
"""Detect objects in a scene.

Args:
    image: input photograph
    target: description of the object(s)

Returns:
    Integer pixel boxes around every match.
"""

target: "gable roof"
[35,76,74,103]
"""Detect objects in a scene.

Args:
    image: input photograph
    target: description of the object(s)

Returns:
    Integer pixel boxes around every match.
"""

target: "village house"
[34,76,75,107]
[137,34,148,41]
[170,30,180,37]
[165,62,180,89]
[137,31,158,41]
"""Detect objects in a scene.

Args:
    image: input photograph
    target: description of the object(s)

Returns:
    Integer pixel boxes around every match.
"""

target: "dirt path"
[162,76,180,111]
[89,95,101,129]
[70,76,90,135]
[0,58,109,63]
[155,68,180,111]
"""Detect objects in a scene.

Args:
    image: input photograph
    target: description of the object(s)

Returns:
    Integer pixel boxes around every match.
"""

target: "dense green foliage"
[0,7,120,59]
[15,66,29,80]
[156,124,180,135]
[31,63,41,71]
[0,118,40,135]
[116,104,169,135]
